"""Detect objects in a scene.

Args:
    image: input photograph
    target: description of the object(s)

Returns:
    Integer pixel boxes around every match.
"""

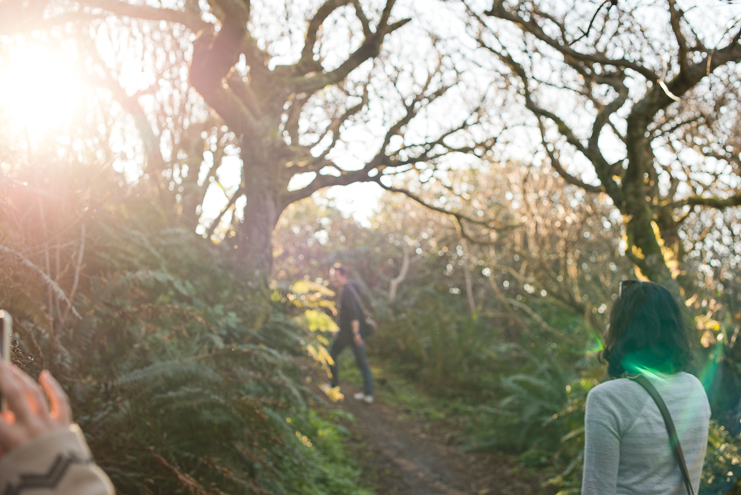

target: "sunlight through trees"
[1,0,741,493]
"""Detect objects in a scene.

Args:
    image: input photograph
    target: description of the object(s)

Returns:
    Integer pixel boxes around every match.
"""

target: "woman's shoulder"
[672,371,704,388]
[585,378,651,427]
[586,372,710,435]
[655,372,710,410]
[586,377,646,415]
[587,372,706,404]
[588,377,639,398]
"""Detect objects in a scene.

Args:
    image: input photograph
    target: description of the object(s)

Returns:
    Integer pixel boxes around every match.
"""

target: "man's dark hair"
[331,264,348,277]
[600,281,694,378]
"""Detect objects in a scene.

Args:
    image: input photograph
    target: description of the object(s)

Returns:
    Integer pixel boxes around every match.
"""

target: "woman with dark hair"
[582,280,710,495]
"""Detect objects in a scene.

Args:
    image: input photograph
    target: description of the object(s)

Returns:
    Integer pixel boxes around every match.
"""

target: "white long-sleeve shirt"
[582,372,710,495]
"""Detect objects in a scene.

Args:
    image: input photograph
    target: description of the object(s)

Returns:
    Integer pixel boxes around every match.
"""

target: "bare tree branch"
[377,182,515,241]
[206,187,244,238]
[0,245,81,320]
[287,9,410,94]
[350,0,372,38]
[483,0,660,81]
[664,193,741,210]
[668,0,691,76]
[295,0,350,75]
[388,242,410,302]
[80,0,208,32]
[537,119,601,194]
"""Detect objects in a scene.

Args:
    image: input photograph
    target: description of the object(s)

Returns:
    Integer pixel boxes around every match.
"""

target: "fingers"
[11,366,50,418]
[39,371,72,426]
[0,365,27,453]
[0,364,34,426]
[0,366,72,457]
[0,411,14,424]
[0,409,17,450]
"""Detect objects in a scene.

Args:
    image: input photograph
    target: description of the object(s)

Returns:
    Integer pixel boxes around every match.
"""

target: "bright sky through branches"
[3,0,740,232]
[0,42,82,135]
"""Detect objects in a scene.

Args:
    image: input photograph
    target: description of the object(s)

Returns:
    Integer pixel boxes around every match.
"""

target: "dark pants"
[329,331,373,396]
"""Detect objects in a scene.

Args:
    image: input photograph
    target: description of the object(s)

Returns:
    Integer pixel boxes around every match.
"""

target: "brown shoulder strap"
[631,375,695,495]
[346,284,369,317]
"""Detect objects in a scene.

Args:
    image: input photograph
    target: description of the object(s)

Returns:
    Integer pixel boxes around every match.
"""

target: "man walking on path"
[328,265,374,404]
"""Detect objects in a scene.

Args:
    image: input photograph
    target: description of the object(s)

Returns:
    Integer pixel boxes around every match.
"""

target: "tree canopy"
[462,0,741,296]
[1,0,503,280]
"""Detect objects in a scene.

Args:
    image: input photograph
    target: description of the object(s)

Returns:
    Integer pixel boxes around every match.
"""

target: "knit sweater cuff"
[0,424,114,495]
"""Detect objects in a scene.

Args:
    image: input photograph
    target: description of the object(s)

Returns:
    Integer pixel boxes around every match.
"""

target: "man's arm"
[345,285,364,346]
[352,319,363,347]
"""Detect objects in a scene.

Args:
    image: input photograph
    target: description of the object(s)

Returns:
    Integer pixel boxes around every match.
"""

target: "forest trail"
[337,384,543,495]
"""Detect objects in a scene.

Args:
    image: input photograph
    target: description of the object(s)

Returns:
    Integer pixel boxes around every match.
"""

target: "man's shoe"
[353,392,374,404]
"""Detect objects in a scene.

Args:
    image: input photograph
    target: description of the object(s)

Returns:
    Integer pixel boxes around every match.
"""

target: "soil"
[332,384,545,495]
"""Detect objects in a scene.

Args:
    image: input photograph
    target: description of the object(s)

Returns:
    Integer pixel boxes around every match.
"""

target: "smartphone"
[0,310,11,411]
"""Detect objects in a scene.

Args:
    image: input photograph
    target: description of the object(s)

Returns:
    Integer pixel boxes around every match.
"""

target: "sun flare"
[0,41,82,133]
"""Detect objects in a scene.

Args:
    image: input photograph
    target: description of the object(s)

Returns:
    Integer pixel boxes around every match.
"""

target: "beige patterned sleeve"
[0,424,114,495]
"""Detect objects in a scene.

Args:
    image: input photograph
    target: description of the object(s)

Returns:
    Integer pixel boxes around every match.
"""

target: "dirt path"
[337,384,543,495]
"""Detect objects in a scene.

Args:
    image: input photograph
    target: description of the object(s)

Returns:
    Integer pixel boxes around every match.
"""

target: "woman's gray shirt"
[582,372,710,495]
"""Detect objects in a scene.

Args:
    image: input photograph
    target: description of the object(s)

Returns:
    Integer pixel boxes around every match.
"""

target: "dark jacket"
[338,282,362,335]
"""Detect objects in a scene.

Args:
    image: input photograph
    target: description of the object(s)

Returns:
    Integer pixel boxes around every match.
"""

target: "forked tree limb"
[350,0,372,37]
[388,242,410,303]
[286,18,411,94]
[295,0,351,75]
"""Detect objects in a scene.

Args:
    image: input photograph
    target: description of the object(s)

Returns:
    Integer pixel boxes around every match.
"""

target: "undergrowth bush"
[702,421,741,494]
[3,210,371,494]
[372,288,507,396]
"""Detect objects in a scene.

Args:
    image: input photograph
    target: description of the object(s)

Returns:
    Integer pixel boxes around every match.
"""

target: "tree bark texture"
[236,147,287,281]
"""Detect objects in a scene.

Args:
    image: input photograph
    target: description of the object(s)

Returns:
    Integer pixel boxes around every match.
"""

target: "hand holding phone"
[0,365,73,456]
[0,312,75,456]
